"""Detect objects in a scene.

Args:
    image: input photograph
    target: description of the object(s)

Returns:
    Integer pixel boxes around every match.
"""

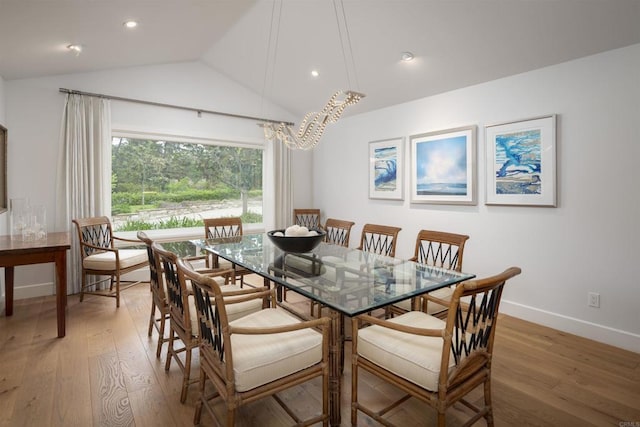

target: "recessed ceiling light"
[123,20,138,29]
[401,51,414,62]
[67,44,83,55]
[311,70,319,78]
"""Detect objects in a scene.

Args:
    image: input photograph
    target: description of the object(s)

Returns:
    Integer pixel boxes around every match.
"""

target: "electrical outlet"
[588,292,600,308]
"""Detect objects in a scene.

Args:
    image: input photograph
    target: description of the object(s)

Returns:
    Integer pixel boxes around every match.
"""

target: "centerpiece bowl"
[267,228,326,253]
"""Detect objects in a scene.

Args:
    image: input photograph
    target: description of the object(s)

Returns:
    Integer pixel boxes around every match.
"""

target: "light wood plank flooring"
[1,277,639,426]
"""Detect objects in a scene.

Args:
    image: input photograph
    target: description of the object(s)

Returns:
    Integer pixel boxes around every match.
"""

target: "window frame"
[110,129,270,238]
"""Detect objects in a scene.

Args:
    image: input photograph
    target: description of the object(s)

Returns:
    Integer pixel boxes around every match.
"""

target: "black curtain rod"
[58,88,295,126]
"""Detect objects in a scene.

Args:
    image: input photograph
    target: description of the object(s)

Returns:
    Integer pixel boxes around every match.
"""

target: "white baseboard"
[2,268,151,301]
[10,281,55,300]
[501,300,640,353]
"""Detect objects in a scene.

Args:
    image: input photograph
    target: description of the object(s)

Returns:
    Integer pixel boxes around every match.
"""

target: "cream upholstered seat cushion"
[83,249,147,270]
[219,284,264,323]
[423,286,453,314]
[392,286,453,313]
[357,310,454,391]
[228,308,323,392]
[188,284,264,332]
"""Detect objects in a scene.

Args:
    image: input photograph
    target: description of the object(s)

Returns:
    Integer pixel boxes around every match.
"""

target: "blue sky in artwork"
[416,135,467,184]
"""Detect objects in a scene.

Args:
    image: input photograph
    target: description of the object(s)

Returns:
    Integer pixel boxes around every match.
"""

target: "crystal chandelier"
[261,90,365,150]
[261,0,365,150]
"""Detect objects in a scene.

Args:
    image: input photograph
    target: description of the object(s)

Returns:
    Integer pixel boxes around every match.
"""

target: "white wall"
[0,74,6,237]
[0,75,5,122]
[314,44,640,352]
[4,61,312,299]
[0,75,5,305]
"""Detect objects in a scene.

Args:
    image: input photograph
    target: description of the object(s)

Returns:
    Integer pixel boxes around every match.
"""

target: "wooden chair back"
[178,258,265,383]
[441,267,521,385]
[204,217,243,239]
[411,229,469,271]
[152,242,191,337]
[137,231,170,358]
[358,223,402,257]
[73,216,114,258]
[293,208,321,229]
[137,231,164,303]
[324,218,355,247]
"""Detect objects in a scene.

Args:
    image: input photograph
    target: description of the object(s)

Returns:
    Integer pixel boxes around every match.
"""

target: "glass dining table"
[197,233,475,426]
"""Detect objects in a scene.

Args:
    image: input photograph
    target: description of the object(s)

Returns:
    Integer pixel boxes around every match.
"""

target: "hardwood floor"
[1,276,639,426]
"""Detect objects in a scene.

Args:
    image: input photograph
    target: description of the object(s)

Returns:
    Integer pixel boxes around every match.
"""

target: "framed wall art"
[485,114,556,207]
[369,137,404,200]
[409,125,476,205]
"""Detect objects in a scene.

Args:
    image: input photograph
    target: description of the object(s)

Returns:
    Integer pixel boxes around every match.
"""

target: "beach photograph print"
[410,126,476,205]
[485,115,556,206]
[369,137,404,200]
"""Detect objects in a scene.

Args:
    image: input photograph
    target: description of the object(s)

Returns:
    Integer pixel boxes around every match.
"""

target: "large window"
[111,136,263,232]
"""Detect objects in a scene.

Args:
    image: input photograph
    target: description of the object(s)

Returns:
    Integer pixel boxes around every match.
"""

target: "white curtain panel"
[56,94,112,294]
[273,140,293,229]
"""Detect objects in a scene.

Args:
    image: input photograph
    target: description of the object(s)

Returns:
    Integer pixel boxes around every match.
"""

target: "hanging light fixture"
[260,0,365,150]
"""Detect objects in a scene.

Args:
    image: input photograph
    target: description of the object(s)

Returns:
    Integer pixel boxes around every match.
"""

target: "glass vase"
[9,198,29,241]
[22,204,47,241]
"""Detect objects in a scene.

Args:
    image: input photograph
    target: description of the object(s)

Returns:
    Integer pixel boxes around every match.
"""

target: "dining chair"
[154,241,202,402]
[154,240,264,403]
[137,231,170,358]
[203,217,251,286]
[72,216,148,308]
[351,267,522,427]
[177,257,331,426]
[323,218,355,247]
[388,229,470,317]
[307,217,356,317]
[357,223,402,257]
[293,208,322,230]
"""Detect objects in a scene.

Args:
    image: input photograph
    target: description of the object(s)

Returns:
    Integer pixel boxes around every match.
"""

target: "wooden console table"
[0,232,71,338]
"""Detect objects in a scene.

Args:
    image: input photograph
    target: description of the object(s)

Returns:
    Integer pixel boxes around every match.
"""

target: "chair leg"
[484,378,494,427]
[226,408,236,427]
[193,369,206,424]
[79,273,86,302]
[165,327,175,371]
[437,412,446,427]
[351,362,358,425]
[115,275,120,308]
[156,313,167,359]
[180,346,193,403]
[148,301,156,337]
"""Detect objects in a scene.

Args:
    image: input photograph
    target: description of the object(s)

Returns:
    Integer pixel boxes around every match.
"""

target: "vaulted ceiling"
[1,0,639,118]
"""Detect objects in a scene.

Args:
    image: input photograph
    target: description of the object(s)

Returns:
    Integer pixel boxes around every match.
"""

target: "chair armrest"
[79,242,118,253]
[197,267,235,276]
[354,313,444,338]
[184,254,208,263]
[220,286,269,299]
[113,235,143,244]
[197,267,235,284]
[230,315,330,336]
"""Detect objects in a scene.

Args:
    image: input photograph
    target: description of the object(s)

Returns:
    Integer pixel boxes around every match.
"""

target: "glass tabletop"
[197,234,475,317]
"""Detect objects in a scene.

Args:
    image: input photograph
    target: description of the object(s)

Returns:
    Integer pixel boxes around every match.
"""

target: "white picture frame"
[485,115,557,207]
[369,137,404,200]
[409,126,477,205]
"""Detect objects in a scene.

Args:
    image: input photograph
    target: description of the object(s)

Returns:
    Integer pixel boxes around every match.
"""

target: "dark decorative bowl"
[267,229,326,253]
